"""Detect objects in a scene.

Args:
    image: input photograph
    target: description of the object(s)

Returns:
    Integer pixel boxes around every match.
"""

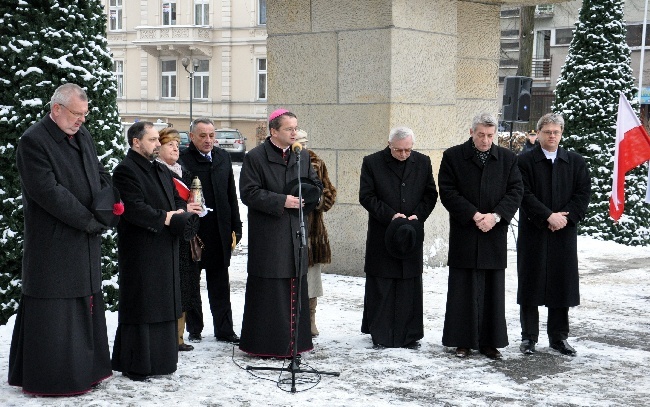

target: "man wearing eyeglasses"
[9,83,113,395]
[438,112,523,360]
[359,126,438,349]
[516,113,591,357]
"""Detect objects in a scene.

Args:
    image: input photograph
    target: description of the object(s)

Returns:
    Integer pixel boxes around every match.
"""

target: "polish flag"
[173,177,191,201]
[610,92,650,221]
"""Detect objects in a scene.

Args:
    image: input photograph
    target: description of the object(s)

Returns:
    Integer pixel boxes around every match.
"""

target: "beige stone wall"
[268,0,512,275]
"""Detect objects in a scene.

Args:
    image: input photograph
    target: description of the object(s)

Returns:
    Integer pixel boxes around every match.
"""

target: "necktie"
[204,153,212,162]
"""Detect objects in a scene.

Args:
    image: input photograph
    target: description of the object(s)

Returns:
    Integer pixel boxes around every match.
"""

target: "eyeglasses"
[281,127,300,133]
[390,147,413,154]
[541,130,561,136]
[60,104,90,118]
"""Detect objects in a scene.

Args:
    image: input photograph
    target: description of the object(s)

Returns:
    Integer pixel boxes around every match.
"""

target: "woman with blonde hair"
[156,127,204,351]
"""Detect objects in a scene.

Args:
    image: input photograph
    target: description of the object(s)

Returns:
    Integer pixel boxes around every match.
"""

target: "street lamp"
[181,57,199,130]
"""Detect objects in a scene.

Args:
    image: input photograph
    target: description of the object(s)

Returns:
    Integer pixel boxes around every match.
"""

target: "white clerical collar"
[541,147,557,163]
[269,138,290,153]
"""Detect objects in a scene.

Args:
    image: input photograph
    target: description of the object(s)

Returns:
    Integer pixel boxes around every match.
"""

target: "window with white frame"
[626,24,650,48]
[257,58,267,100]
[161,60,177,98]
[109,0,123,31]
[195,0,209,25]
[113,60,124,98]
[162,1,177,26]
[258,0,267,25]
[553,28,574,46]
[193,60,210,99]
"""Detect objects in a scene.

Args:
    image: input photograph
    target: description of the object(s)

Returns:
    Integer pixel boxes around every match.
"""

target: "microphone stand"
[246,145,339,393]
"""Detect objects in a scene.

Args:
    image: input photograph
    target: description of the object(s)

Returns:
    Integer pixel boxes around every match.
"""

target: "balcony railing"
[133,25,213,57]
[532,57,552,81]
[535,5,554,17]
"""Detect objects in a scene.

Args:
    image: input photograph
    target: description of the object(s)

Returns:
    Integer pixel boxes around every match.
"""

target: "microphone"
[292,142,302,154]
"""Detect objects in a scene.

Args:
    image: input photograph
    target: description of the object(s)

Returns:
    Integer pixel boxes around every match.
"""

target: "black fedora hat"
[169,212,200,241]
[282,177,322,215]
[384,218,424,259]
[91,186,122,228]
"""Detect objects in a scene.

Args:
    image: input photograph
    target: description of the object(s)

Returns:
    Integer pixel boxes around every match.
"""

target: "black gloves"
[85,218,107,236]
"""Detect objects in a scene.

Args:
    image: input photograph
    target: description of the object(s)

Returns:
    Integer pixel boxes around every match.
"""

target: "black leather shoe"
[188,333,202,343]
[216,333,240,344]
[402,341,421,350]
[551,340,576,356]
[123,372,148,382]
[178,343,194,351]
[520,340,536,355]
[455,347,470,358]
[479,347,502,360]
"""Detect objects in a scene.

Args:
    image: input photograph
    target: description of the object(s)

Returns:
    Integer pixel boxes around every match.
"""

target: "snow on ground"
[0,163,649,406]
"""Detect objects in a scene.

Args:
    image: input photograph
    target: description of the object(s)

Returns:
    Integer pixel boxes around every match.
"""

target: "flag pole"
[642,0,650,203]
[640,0,648,106]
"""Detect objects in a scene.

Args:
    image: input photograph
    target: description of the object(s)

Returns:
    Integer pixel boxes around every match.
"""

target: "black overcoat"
[516,145,591,307]
[438,138,523,270]
[16,115,111,298]
[239,138,322,279]
[179,143,242,267]
[359,147,438,279]
[113,150,186,324]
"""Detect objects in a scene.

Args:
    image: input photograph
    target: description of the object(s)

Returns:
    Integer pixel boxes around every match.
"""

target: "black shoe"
[520,340,536,355]
[402,341,421,350]
[551,340,576,356]
[455,347,470,358]
[123,372,148,382]
[479,347,502,360]
[188,333,202,343]
[179,343,194,351]
[216,333,240,344]
[372,342,386,350]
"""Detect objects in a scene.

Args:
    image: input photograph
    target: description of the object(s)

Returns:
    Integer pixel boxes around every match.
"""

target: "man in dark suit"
[359,126,438,349]
[517,113,591,356]
[179,118,242,344]
[438,112,523,360]
[111,121,189,381]
[9,83,113,395]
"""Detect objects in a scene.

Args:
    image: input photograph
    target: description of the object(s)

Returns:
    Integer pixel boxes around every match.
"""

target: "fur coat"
[307,149,337,266]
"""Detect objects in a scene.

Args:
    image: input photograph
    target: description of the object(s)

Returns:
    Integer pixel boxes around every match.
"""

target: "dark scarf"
[472,141,490,167]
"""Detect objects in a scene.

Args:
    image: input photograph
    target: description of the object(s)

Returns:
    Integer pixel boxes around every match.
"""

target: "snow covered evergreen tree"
[0,0,124,324]
[553,0,650,245]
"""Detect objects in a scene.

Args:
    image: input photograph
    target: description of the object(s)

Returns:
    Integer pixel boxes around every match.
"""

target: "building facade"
[499,1,650,131]
[102,0,268,145]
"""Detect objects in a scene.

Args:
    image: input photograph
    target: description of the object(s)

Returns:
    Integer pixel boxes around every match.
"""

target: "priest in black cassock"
[9,83,114,396]
[359,126,438,349]
[111,121,191,381]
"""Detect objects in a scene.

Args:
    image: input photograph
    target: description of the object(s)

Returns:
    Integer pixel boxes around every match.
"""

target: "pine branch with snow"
[0,0,125,323]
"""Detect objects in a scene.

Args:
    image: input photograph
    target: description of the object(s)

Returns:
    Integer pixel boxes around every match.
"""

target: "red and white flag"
[610,92,650,221]
[173,177,191,201]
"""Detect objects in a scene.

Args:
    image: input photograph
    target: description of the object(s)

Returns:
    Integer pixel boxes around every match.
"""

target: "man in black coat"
[359,126,438,349]
[179,118,242,343]
[438,112,523,360]
[517,113,591,356]
[111,121,188,381]
[9,83,113,395]
[238,109,322,357]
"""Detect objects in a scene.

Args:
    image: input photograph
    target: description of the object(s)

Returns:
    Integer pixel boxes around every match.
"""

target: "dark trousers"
[520,305,569,343]
[204,261,235,337]
[184,307,204,335]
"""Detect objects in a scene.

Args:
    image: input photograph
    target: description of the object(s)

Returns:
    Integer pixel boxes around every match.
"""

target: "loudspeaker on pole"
[502,76,533,122]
